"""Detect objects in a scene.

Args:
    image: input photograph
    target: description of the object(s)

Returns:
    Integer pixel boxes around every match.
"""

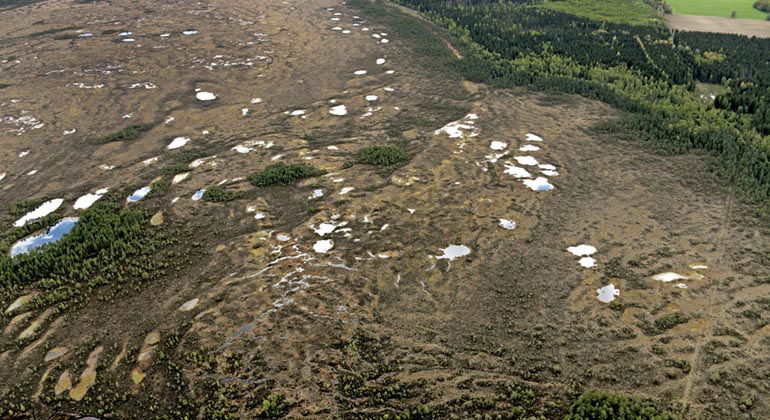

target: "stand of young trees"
[0,202,170,310]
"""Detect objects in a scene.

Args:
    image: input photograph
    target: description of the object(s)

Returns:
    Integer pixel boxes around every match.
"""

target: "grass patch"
[202,186,239,203]
[537,91,580,106]
[666,0,767,19]
[248,163,324,187]
[94,123,155,144]
[541,0,661,25]
[386,99,470,134]
[693,81,730,101]
[356,146,410,166]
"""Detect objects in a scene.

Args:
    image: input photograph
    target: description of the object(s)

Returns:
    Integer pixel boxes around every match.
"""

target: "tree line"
[392,0,770,201]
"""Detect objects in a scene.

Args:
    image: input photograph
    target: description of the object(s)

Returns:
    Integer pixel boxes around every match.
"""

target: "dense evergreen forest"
[0,203,171,313]
[392,0,770,202]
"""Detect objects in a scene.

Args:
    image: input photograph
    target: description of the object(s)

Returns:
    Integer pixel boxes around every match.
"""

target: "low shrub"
[94,123,155,144]
[356,146,410,166]
[260,393,289,418]
[248,163,324,186]
[654,313,689,331]
[202,185,239,203]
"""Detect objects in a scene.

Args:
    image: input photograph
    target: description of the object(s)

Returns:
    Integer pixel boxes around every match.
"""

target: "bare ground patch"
[666,14,770,37]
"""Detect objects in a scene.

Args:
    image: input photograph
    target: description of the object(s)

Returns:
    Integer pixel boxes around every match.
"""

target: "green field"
[543,0,661,24]
[666,0,768,19]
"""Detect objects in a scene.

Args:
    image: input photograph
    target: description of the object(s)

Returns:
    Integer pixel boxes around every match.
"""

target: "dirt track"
[666,14,770,37]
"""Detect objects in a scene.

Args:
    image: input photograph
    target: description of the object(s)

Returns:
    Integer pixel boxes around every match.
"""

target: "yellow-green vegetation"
[356,146,410,166]
[695,51,726,65]
[565,392,683,420]
[260,393,289,418]
[248,163,325,186]
[666,0,767,19]
[541,0,662,25]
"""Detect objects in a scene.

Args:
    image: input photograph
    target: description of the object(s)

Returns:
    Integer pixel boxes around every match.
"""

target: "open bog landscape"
[0,0,769,418]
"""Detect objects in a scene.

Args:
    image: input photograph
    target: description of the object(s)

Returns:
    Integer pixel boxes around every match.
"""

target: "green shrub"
[0,213,61,256]
[162,163,191,176]
[146,179,171,199]
[171,149,209,165]
[506,382,540,417]
[356,146,410,166]
[260,393,288,418]
[202,186,239,203]
[9,198,43,216]
[565,391,682,420]
[654,312,689,331]
[29,25,81,38]
[53,33,80,40]
[248,163,324,186]
[94,123,155,144]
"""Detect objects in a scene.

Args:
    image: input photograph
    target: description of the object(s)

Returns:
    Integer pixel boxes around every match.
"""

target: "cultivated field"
[1,0,769,418]
[666,14,770,36]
